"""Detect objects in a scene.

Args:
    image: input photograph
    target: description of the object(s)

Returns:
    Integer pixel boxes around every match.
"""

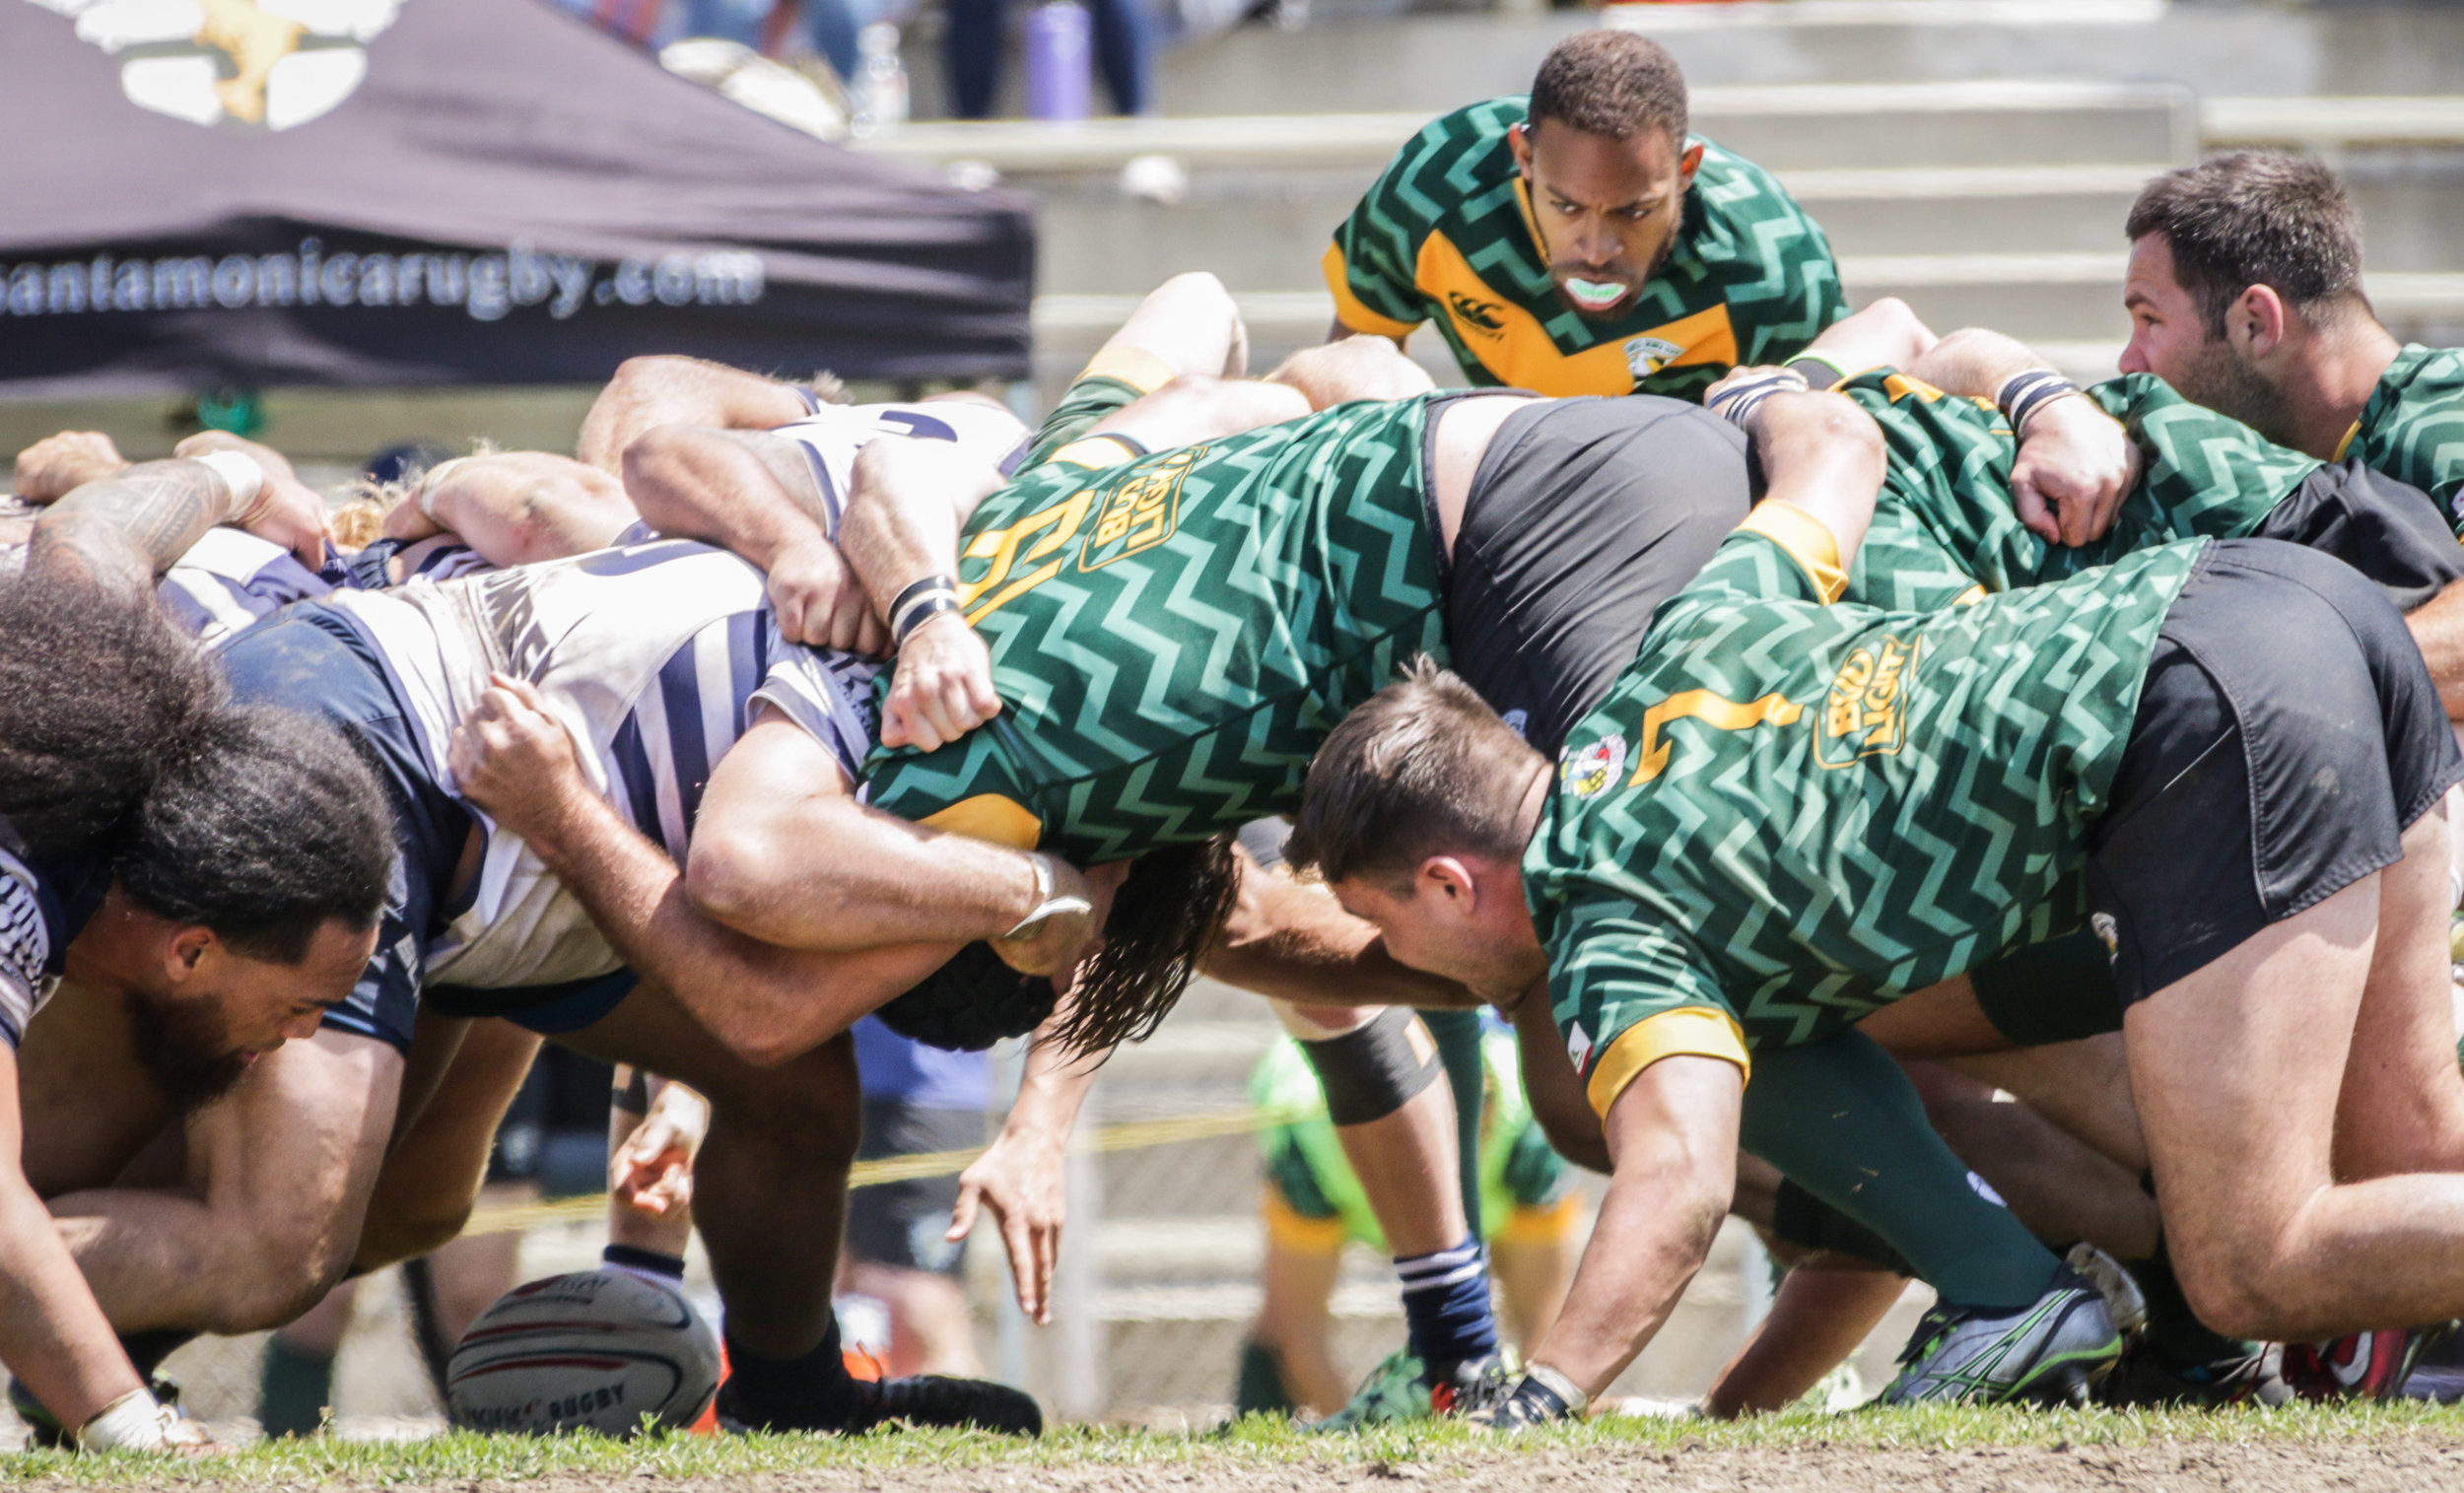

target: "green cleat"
[1306,1351,1516,1430]
[1307,1350,1431,1431]
[1881,1266,2123,1407]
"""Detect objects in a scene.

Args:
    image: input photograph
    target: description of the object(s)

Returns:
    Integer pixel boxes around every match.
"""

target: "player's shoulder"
[1685,135,1824,238]
[1368,98,1522,206]
[2381,344,2464,413]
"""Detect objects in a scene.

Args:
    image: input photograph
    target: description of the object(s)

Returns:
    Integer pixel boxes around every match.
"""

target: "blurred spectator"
[948,0,1152,117]
[835,1018,992,1377]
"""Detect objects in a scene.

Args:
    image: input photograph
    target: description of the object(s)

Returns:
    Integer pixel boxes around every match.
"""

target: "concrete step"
[860,83,2194,176]
[1012,162,2161,297]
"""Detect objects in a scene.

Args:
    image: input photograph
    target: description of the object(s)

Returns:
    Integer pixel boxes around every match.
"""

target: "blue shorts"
[221,605,466,1053]
[219,606,643,1049]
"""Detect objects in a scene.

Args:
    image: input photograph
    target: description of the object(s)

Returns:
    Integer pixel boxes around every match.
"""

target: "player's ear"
[1678,139,1704,185]
[2230,284,2289,362]
[1507,121,1534,176]
[161,923,216,985]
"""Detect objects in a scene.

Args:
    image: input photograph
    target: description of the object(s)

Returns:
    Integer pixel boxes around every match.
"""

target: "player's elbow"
[682,822,786,937]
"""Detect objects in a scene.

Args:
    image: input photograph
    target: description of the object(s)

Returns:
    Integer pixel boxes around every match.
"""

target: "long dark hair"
[1050,834,1241,1055]
[0,572,222,856]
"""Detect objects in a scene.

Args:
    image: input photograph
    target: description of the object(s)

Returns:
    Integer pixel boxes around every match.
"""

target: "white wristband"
[76,1389,172,1452]
[191,449,263,519]
[416,457,467,524]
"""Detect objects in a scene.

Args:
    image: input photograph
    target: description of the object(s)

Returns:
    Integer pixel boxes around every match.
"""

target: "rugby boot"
[1879,1266,2122,1406]
[1308,1350,1516,1430]
[2281,1323,2457,1402]
[2093,1341,2288,1407]
[717,1372,1043,1437]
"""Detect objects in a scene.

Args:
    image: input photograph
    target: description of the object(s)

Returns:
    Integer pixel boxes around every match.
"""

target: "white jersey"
[159,528,336,645]
[0,527,338,648]
[329,538,880,989]
[768,399,1028,536]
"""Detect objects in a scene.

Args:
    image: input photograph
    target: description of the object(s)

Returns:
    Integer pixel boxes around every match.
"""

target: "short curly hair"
[1528,30,1688,145]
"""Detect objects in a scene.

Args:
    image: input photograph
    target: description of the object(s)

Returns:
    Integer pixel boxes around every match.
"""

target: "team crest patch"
[1559,733,1626,798]
[1817,635,1918,768]
[1622,336,1684,377]
[1564,1021,1593,1073]
[1079,446,1198,572]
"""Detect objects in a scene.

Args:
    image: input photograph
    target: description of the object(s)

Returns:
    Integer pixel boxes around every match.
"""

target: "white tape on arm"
[190,449,263,521]
[76,1390,172,1452]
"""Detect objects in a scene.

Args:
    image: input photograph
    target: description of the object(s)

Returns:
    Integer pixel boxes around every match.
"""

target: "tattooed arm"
[25,459,248,601]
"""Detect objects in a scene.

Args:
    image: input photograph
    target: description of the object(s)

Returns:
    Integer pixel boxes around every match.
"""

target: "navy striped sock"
[1394,1234,1496,1382]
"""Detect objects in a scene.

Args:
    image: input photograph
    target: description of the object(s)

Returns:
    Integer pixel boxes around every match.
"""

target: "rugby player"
[542,340,2115,1413]
[1289,371,2464,1423]
[3,439,655,1382]
[1322,30,1871,401]
[1,457,393,1451]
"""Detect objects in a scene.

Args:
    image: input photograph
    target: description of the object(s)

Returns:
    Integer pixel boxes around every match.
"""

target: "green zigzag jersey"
[1532,527,2203,1087]
[2344,344,2464,536]
[1325,99,1843,403]
[1844,371,2320,613]
[861,396,1447,864]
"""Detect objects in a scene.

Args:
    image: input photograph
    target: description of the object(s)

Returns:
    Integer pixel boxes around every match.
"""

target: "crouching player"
[1290,380,2464,1422]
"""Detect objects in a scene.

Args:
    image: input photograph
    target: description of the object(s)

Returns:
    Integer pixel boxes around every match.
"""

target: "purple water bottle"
[1024,0,1092,121]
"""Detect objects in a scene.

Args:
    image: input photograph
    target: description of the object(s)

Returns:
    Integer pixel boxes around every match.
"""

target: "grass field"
[15,1403,2464,1492]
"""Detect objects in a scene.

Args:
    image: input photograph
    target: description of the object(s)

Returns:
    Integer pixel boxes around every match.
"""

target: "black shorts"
[2089,538,2464,1004]
[845,1100,983,1275]
[2253,459,2464,615]
[1434,395,1751,755]
[220,604,469,1054]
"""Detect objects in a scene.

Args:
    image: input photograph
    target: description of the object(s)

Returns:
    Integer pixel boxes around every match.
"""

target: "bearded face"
[123,988,253,1113]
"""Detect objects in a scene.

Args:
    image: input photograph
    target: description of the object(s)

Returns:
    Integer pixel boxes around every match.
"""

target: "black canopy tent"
[0,0,1033,396]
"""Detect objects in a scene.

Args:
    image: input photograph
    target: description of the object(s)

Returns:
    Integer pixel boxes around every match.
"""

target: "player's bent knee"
[1297,1008,1442,1127]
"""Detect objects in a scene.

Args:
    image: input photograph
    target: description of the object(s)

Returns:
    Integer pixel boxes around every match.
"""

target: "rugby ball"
[445,1270,720,1437]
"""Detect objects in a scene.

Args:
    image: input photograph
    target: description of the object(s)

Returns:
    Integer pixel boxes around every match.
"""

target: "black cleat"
[718,1373,1044,1438]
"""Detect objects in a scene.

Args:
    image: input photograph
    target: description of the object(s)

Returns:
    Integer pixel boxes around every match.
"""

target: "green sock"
[1419,1008,1487,1242]
[257,1339,335,1439]
[1232,1340,1296,1418]
[1738,1030,2061,1311]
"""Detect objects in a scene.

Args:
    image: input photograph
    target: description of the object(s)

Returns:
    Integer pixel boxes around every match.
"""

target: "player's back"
[327,538,877,986]
[1529,523,2205,1048]
[863,396,1450,863]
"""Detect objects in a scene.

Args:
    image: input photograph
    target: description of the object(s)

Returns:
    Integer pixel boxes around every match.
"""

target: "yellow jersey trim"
[1047,435,1144,472]
[919,794,1043,850]
[1077,343,1178,396]
[1263,1185,1349,1254]
[2333,418,2361,464]
[1409,230,1737,397]
[1586,1008,1751,1120]
[1737,502,1848,603]
[1323,241,1421,341]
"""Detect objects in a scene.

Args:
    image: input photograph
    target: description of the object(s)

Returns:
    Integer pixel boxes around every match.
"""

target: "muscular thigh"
[19,984,180,1196]
[550,976,857,1111]
[185,1030,406,1220]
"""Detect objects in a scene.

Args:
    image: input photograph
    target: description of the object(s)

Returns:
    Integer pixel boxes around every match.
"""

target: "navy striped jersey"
[0,827,109,1050]
[767,399,1031,536]
[329,538,880,987]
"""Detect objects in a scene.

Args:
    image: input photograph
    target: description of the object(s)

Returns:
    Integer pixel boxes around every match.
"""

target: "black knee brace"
[1299,1008,1444,1126]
